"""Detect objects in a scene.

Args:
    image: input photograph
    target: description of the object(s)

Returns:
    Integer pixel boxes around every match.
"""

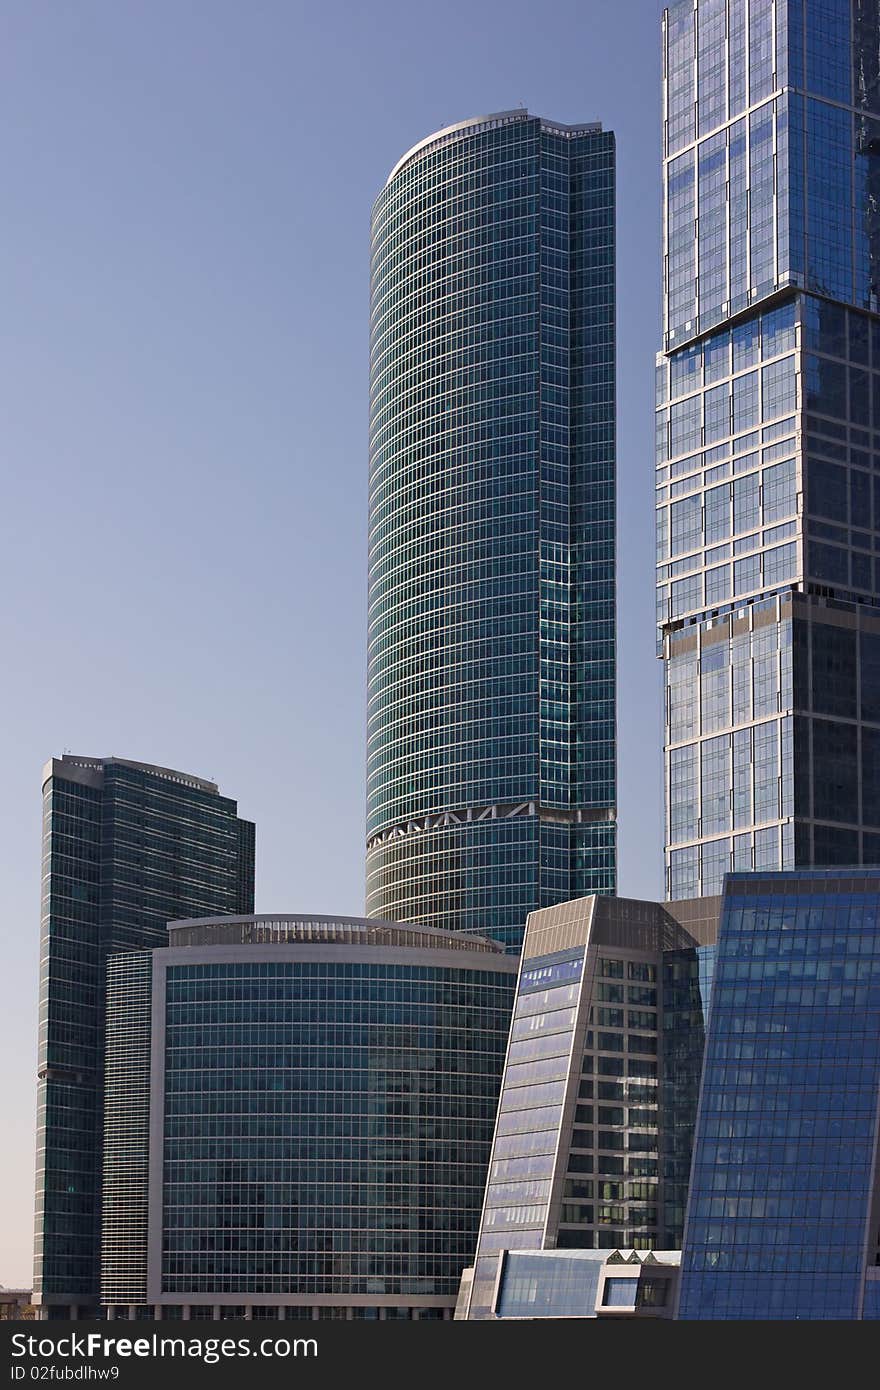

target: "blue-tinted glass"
[678,872,880,1320]
[496,1251,605,1317]
[660,0,880,935]
[602,1276,638,1307]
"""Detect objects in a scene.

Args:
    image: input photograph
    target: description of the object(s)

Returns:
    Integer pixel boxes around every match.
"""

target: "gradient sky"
[0,0,668,1283]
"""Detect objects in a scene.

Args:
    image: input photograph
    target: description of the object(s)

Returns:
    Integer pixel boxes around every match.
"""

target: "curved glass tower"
[367,110,617,951]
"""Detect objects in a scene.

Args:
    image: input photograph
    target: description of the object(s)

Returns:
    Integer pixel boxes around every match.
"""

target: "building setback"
[99,915,517,1320]
[367,111,617,951]
[34,756,255,1319]
[656,0,880,897]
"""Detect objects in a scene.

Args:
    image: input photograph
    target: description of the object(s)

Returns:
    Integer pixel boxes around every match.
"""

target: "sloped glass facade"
[677,870,880,1319]
[659,0,880,897]
[368,111,616,950]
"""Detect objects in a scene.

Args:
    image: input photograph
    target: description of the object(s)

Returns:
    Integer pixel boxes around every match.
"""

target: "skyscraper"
[34,755,255,1319]
[367,111,617,951]
[657,0,880,898]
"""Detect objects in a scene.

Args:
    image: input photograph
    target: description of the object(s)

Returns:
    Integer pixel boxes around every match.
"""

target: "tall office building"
[35,756,255,1319]
[100,914,516,1320]
[459,892,719,1319]
[367,111,617,951]
[657,0,880,899]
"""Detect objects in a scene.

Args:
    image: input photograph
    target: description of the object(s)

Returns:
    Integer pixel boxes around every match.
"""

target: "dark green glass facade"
[161,958,513,1302]
[660,940,715,1244]
[35,756,254,1317]
[367,111,616,951]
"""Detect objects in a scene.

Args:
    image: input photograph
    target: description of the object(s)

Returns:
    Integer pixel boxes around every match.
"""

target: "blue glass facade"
[35,756,254,1318]
[663,0,880,350]
[368,111,616,951]
[659,0,880,897]
[677,870,880,1319]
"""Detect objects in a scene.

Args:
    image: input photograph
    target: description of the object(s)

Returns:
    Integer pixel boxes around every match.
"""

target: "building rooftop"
[166,912,511,956]
[43,755,219,795]
[384,109,603,189]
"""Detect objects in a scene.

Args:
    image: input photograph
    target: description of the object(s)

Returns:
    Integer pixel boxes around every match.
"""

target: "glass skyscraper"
[34,755,255,1319]
[677,869,880,1319]
[657,0,880,899]
[367,111,617,951]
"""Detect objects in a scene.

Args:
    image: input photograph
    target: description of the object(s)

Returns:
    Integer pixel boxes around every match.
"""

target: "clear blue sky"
[0,0,668,1283]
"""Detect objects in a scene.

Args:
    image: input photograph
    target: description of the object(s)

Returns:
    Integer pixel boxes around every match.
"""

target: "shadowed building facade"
[367,111,617,951]
[34,756,255,1319]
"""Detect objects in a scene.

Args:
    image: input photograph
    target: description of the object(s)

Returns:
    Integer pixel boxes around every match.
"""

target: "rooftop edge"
[42,754,220,795]
[383,109,604,189]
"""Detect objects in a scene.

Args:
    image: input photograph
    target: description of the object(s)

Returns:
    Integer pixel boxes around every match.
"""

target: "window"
[597,1081,624,1100]
[638,1278,668,1308]
[627,962,656,982]
[598,1106,624,1126]
[628,1010,656,1030]
[598,1056,625,1077]
[627,986,657,1006]
[598,1131,625,1151]
[598,1205,627,1224]
[597,983,624,1003]
[602,1278,637,1307]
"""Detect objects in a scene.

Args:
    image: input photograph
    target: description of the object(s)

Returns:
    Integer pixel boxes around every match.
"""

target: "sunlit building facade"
[368,111,617,950]
[657,0,880,897]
